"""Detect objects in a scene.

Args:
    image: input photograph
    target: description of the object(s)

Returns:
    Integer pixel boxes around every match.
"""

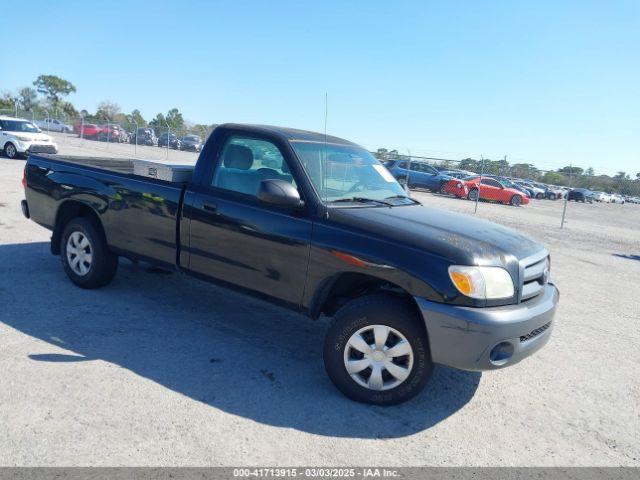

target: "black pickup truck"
[22,124,559,405]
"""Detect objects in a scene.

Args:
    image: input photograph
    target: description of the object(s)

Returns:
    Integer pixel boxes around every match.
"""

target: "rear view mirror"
[257,179,303,208]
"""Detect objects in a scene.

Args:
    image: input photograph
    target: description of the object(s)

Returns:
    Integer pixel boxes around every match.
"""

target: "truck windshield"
[290,141,408,204]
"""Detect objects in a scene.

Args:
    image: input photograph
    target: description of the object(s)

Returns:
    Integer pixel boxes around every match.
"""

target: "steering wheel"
[347,182,367,193]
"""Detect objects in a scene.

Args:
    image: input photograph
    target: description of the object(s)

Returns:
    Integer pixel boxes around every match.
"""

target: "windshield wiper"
[331,197,395,206]
[383,195,422,205]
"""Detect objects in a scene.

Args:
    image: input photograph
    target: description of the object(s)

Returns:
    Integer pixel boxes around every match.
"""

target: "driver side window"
[212,136,296,197]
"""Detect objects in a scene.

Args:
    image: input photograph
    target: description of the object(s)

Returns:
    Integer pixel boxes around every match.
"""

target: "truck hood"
[329,204,543,266]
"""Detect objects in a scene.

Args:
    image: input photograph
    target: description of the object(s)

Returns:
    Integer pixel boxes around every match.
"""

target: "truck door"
[184,133,312,308]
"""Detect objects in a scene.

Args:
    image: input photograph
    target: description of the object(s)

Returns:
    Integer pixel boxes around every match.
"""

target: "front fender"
[302,221,470,315]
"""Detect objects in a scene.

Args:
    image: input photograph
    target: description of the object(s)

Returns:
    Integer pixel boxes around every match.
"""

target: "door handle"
[202,202,217,212]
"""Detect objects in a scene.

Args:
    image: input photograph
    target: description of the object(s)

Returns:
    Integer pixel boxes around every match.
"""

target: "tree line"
[1,75,216,139]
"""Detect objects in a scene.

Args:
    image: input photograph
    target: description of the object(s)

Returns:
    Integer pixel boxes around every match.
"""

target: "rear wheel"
[60,217,118,289]
[510,194,522,206]
[4,142,18,159]
[323,294,433,405]
[467,188,479,202]
[536,193,544,199]
[549,193,556,200]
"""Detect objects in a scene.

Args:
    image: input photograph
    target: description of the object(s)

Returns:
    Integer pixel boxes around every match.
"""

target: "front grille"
[520,255,549,301]
[520,321,552,342]
[28,144,57,154]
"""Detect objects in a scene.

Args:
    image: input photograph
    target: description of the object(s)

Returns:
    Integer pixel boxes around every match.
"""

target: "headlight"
[448,265,515,299]
[15,136,31,142]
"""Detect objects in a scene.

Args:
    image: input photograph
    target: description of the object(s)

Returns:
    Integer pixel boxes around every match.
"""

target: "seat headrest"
[224,144,253,170]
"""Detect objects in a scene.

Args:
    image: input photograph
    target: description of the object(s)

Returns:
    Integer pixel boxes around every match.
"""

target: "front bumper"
[415,283,558,371]
[16,140,58,154]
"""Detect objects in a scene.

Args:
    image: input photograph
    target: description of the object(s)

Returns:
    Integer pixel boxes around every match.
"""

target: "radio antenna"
[323,92,328,208]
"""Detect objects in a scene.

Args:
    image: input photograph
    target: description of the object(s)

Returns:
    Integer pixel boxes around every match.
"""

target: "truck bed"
[25,154,189,268]
[37,155,195,183]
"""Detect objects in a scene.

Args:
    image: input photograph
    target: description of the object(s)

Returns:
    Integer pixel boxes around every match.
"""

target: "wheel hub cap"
[66,231,93,276]
[371,350,385,362]
[343,324,414,391]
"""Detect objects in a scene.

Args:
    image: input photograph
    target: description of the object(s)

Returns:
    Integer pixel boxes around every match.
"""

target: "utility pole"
[475,156,485,214]
[560,164,572,229]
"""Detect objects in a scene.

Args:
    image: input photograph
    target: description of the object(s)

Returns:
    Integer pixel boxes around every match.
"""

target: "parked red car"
[77,123,101,138]
[442,176,530,206]
[97,124,127,142]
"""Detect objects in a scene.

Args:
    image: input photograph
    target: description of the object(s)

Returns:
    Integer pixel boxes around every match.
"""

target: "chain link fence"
[373,150,640,227]
[0,108,213,162]
[1,108,637,227]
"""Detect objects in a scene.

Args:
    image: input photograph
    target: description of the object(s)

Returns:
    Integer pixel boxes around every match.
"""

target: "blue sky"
[3,0,639,174]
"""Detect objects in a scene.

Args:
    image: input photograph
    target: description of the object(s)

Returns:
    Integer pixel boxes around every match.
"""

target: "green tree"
[95,101,121,121]
[165,108,184,131]
[33,75,76,108]
[614,171,629,179]
[374,148,389,161]
[0,91,15,110]
[17,87,38,111]
[542,171,565,185]
[59,101,78,119]
[558,166,583,176]
[191,123,216,139]
[459,158,479,172]
[149,108,185,135]
[129,109,146,126]
[584,167,594,176]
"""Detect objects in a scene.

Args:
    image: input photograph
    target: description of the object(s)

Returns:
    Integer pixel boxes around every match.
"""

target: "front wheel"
[467,188,479,202]
[323,294,433,405]
[4,142,18,159]
[536,193,544,199]
[510,194,523,206]
[549,193,556,200]
[439,184,448,195]
[61,217,118,289]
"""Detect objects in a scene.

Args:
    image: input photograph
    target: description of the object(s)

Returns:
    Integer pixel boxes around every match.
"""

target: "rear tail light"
[22,166,27,189]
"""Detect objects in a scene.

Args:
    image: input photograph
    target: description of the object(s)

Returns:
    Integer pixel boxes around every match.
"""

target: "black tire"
[510,194,522,206]
[439,183,448,195]
[323,294,433,405]
[536,193,543,199]
[4,142,18,159]
[60,217,118,289]
[467,188,479,202]
[549,193,556,200]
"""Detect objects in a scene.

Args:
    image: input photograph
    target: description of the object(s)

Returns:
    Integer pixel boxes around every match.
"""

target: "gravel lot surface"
[1,137,639,466]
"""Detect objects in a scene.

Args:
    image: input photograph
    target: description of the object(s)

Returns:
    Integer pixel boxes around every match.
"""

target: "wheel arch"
[309,271,423,323]
[51,200,105,255]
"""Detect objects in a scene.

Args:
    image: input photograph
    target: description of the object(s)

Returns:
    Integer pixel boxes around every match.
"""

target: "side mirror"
[257,179,303,208]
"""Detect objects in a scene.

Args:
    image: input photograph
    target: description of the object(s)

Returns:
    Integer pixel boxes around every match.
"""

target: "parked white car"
[592,191,608,202]
[35,117,73,133]
[610,194,625,204]
[0,116,58,159]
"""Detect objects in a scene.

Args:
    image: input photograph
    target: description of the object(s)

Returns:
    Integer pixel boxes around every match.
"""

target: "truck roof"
[221,123,358,146]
